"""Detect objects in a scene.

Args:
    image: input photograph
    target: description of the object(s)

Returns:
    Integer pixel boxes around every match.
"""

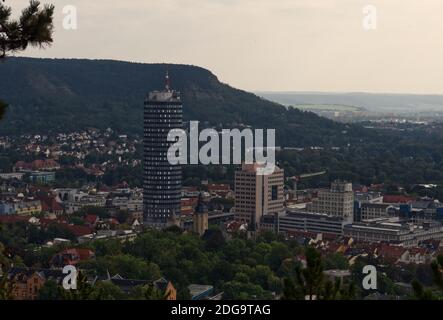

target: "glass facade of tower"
[143,89,182,225]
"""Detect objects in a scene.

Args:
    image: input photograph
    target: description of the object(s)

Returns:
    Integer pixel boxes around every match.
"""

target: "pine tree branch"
[0,0,54,59]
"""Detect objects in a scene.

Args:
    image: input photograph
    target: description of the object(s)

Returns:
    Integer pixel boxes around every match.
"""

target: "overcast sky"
[11,0,443,93]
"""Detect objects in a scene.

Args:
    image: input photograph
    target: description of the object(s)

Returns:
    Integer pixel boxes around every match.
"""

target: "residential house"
[7,268,65,300]
[107,275,177,300]
[51,248,95,267]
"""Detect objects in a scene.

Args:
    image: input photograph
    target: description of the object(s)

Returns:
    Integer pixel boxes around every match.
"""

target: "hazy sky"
[11,0,443,93]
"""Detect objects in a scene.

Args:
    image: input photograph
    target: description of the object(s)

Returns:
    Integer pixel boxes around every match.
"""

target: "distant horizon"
[255,90,443,96]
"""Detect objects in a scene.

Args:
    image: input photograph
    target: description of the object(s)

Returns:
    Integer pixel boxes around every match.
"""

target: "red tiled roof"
[85,214,98,225]
[64,224,95,237]
[51,200,63,212]
[378,244,407,262]
[383,195,416,204]
[0,216,28,224]
[53,248,95,265]
[181,208,194,215]
[226,220,247,232]
[14,161,28,169]
[61,248,94,260]
[15,159,60,171]
[181,197,198,207]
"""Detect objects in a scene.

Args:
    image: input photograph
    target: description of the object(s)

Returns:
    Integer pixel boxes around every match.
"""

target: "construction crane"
[286,171,327,200]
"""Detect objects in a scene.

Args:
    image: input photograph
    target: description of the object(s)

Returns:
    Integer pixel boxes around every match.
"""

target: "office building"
[144,72,183,226]
[359,203,392,221]
[234,163,284,230]
[306,180,354,221]
[279,210,347,235]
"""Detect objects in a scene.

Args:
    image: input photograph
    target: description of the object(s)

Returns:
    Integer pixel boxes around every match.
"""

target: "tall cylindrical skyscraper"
[144,72,182,226]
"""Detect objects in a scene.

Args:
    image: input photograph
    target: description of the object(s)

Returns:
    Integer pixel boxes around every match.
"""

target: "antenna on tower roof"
[165,68,171,92]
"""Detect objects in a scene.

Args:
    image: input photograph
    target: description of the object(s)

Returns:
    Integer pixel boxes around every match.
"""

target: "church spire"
[195,192,208,214]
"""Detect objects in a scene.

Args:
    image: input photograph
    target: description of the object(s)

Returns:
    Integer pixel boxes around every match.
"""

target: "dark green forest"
[0,57,374,146]
[2,58,443,188]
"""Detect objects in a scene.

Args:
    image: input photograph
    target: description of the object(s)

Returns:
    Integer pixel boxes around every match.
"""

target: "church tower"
[193,193,209,236]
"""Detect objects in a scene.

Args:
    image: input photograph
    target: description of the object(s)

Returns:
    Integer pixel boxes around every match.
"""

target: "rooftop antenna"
[165,68,171,92]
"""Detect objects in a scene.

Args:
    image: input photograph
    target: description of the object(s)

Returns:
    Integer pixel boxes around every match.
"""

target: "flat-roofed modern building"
[234,163,285,231]
[279,210,347,235]
[344,218,443,247]
[29,171,55,184]
[360,203,393,221]
[144,73,182,226]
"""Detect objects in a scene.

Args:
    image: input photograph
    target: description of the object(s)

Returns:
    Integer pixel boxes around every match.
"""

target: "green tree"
[0,243,10,270]
[281,277,304,300]
[0,0,54,58]
[266,242,292,271]
[130,284,168,300]
[0,244,13,301]
[321,278,341,300]
[282,247,324,300]
[91,281,126,300]
[45,223,76,241]
[69,216,86,226]
[92,239,122,257]
[37,279,62,300]
[300,247,324,300]
[412,279,435,300]
[430,254,443,289]
[202,227,225,251]
[0,273,13,300]
[222,280,273,300]
[79,255,161,280]
[323,278,356,300]
[408,255,443,300]
[324,253,349,270]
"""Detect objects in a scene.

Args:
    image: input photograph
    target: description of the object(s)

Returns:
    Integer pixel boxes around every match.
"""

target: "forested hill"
[0,57,359,147]
[3,58,443,187]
